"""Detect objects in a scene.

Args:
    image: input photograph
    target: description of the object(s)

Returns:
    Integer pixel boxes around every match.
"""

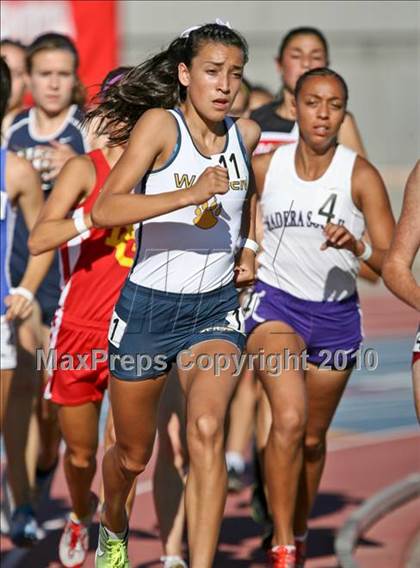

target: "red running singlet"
[56,149,135,330]
[45,150,135,405]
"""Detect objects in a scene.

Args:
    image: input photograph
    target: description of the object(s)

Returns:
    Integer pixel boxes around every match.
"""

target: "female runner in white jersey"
[247,68,394,567]
[88,22,260,568]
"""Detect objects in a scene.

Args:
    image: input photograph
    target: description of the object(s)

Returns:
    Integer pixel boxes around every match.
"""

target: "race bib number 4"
[311,190,342,227]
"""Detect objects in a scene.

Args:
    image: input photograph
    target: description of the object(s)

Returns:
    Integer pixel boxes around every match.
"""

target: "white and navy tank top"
[0,149,16,316]
[258,142,365,302]
[7,104,88,315]
[7,104,88,193]
[129,109,250,294]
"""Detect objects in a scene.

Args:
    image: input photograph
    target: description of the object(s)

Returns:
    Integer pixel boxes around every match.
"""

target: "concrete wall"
[121,1,419,170]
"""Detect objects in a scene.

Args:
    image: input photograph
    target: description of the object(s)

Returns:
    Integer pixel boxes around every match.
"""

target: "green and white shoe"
[95,522,130,567]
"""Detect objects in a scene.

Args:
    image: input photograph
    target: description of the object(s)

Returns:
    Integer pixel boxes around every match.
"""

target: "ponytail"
[86,23,248,146]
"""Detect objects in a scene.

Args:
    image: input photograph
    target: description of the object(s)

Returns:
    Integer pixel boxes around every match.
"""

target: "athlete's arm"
[252,151,274,199]
[351,157,395,274]
[236,117,261,159]
[338,112,366,158]
[4,154,54,319]
[338,111,379,282]
[236,117,261,242]
[234,119,261,287]
[91,109,229,228]
[252,151,275,245]
[382,162,420,310]
[28,155,94,255]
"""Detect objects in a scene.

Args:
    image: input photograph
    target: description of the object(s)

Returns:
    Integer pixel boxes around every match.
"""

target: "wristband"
[357,240,373,261]
[241,238,259,254]
[73,214,89,235]
[10,286,34,302]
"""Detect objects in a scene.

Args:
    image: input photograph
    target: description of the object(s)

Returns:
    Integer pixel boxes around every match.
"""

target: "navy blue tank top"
[7,105,89,322]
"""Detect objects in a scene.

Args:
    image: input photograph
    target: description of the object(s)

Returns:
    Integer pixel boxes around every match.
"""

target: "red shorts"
[45,319,109,406]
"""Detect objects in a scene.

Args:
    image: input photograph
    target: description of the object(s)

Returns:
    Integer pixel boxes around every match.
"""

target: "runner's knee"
[188,413,224,452]
[66,444,97,469]
[303,434,326,461]
[271,409,305,446]
[116,443,152,477]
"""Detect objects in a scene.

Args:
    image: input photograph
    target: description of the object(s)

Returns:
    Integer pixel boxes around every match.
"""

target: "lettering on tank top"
[172,152,247,230]
[264,208,345,231]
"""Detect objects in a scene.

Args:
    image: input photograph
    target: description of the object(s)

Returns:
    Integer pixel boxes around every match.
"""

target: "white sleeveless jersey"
[258,142,365,301]
[129,109,249,293]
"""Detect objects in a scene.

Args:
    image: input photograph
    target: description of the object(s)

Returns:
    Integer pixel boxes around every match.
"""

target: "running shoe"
[95,521,130,568]
[59,517,89,567]
[59,493,98,567]
[160,555,188,568]
[268,545,296,568]
[9,504,39,547]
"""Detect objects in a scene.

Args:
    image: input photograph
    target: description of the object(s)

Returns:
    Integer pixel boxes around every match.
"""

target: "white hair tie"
[180,19,233,39]
[179,25,201,39]
[215,18,232,29]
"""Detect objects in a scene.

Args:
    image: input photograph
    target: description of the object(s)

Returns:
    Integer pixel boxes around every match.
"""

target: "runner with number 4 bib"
[246,68,395,567]
[28,68,135,568]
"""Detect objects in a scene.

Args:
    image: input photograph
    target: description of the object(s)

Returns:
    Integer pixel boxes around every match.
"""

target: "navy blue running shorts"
[108,280,246,380]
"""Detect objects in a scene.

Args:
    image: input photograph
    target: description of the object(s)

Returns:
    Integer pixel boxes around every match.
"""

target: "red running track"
[1,290,418,567]
[1,430,418,567]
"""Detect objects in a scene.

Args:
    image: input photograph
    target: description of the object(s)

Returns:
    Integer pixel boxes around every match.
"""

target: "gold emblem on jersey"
[193,198,222,229]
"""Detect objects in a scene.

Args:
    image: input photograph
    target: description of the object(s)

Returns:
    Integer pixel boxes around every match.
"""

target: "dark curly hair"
[86,23,248,145]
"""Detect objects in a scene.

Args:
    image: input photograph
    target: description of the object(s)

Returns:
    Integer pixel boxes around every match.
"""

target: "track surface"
[1,290,419,567]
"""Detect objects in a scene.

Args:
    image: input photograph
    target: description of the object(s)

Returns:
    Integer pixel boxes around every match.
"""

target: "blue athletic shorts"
[108,280,246,380]
[244,279,363,369]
